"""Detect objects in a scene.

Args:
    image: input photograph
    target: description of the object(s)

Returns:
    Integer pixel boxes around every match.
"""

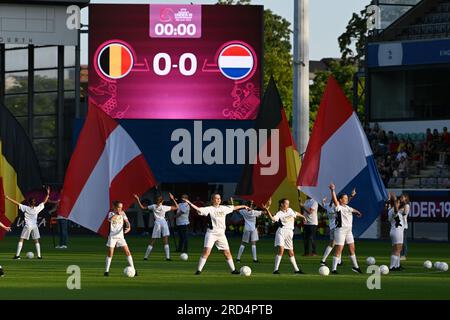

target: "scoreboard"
[88,4,263,120]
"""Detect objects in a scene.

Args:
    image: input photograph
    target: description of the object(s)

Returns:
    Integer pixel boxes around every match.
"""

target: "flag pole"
[293,0,310,156]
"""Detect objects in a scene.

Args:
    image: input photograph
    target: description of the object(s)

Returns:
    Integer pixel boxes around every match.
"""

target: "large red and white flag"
[59,104,157,236]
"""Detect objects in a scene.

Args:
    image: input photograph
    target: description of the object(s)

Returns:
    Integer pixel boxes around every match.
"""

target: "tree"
[337,8,369,65]
[309,60,364,130]
[309,4,369,129]
[263,10,293,121]
[218,0,293,120]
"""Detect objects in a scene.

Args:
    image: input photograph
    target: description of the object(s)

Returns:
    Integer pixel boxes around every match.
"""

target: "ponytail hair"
[400,193,410,204]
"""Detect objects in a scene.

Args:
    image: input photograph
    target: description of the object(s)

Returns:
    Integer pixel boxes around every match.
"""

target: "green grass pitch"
[0,235,449,300]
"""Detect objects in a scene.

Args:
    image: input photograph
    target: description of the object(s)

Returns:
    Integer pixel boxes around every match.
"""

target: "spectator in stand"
[410,149,422,174]
[396,148,408,162]
[373,122,380,132]
[378,130,388,145]
[406,139,415,155]
[432,129,440,144]
[389,135,399,154]
[442,127,450,147]
[397,139,406,153]
[426,128,433,142]
[397,157,408,178]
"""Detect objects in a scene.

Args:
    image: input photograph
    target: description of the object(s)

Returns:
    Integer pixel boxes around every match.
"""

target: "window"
[33,116,56,138]
[15,117,28,133]
[64,68,75,90]
[1,44,79,184]
[33,139,57,161]
[39,160,57,182]
[370,65,450,121]
[34,92,57,115]
[34,47,57,69]
[4,94,28,116]
[64,46,75,67]
[34,69,58,92]
[5,48,27,71]
[5,71,28,94]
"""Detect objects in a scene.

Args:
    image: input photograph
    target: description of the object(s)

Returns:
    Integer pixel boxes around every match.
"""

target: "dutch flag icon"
[218,43,255,81]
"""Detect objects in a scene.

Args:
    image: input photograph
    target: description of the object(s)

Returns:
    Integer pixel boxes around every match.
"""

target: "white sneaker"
[61,245,67,249]
[55,246,61,249]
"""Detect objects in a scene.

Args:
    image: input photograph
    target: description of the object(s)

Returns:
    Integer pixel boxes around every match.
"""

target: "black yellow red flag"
[235,77,302,212]
[0,102,42,238]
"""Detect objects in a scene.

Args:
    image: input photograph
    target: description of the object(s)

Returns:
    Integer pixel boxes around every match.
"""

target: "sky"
[80,0,370,64]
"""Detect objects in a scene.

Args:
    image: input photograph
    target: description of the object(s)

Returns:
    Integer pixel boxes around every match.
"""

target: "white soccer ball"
[123,266,136,278]
[379,265,389,275]
[434,261,442,269]
[318,265,330,276]
[239,266,252,277]
[366,257,376,266]
[180,253,188,261]
[439,262,448,272]
[26,252,34,259]
[423,260,432,269]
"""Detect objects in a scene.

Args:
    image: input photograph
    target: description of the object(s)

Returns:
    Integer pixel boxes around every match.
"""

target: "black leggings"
[303,225,317,254]
[177,224,189,253]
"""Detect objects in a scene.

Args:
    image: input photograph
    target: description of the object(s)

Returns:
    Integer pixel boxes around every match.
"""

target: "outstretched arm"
[295,211,307,222]
[262,199,276,222]
[233,205,250,211]
[4,195,22,207]
[184,199,201,212]
[0,222,11,232]
[169,193,179,210]
[228,197,249,211]
[329,183,339,207]
[133,194,147,210]
[321,197,328,208]
[352,209,363,217]
[41,186,51,204]
[264,208,276,222]
[348,188,357,202]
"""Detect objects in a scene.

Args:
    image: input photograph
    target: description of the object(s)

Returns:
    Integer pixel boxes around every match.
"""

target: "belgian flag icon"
[98,43,134,79]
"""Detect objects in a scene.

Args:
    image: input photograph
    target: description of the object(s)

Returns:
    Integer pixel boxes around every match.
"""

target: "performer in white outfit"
[329,183,363,274]
[185,194,249,275]
[5,186,50,260]
[320,189,356,266]
[236,201,263,263]
[388,193,404,271]
[264,198,307,274]
[134,193,178,261]
[104,200,136,276]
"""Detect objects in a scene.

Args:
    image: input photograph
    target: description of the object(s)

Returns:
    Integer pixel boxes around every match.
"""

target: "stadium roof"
[371,0,447,41]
